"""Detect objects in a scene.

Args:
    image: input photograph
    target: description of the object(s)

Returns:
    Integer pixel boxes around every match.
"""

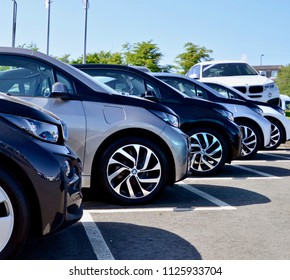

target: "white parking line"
[258,152,290,160]
[80,184,236,258]
[81,210,115,260]
[178,183,236,210]
[84,205,234,214]
[231,164,280,178]
[235,159,290,163]
[83,184,236,214]
[183,162,282,181]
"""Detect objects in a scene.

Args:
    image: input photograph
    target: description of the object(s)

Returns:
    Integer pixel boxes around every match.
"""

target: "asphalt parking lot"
[19,142,290,260]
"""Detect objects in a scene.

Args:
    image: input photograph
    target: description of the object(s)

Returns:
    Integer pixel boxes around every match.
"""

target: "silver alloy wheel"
[190,132,223,173]
[0,186,14,252]
[240,125,258,157]
[265,123,281,149]
[107,144,162,200]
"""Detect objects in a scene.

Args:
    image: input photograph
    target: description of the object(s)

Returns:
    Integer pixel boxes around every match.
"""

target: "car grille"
[233,85,263,94]
[249,86,263,93]
[233,86,247,93]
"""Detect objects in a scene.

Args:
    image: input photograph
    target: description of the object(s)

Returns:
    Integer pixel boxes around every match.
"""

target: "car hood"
[199,75,272,86]
[0,92,61,124]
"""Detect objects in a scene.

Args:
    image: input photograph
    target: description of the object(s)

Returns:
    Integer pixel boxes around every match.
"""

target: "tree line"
[19,41,290,95]
[19,40,212,74]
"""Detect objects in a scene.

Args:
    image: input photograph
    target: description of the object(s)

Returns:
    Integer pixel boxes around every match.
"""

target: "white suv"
[186,60,280,105]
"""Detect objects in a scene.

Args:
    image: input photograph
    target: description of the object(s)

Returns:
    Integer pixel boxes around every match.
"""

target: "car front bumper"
[14,139,83,236]
[161,125,192,182]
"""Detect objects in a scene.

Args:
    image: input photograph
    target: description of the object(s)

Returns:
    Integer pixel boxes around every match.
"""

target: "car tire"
[264,119,284,150]
[96,137,169,205]
[237,121,261,159]
[0,167,30,260]
[189,128,228,176]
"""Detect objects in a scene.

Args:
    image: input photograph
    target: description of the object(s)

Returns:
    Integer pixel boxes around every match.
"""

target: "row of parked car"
[74,62,290,156]
[0,47,289,259]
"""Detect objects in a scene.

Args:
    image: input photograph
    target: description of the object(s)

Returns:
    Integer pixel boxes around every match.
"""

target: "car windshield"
[202,63,258,78]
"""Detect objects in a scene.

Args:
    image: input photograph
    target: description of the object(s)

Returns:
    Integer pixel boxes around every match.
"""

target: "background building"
[253,65,282,80]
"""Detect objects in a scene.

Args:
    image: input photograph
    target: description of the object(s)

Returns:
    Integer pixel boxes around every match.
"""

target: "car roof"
[194,60,248,66]
[151,72,184,77]
[131,66,151,73]
[74,63,140,70]
[151,71,216,89]
[151,72,263,107]
[0,47,114,94]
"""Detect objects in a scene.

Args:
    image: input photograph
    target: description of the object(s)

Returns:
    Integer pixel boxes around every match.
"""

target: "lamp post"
[11,0,17,47]
[45,0,52,55]
[260,54,264,66]
[82,0,89,64]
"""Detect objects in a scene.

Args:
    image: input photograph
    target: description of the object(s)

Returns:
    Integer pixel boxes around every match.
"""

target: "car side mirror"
[51,82,71,99]
[143,90,160,102]
[189,73,199,79]
[144,89,156,97]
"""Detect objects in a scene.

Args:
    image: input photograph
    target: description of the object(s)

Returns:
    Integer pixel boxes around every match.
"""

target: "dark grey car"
[0,93,82,259]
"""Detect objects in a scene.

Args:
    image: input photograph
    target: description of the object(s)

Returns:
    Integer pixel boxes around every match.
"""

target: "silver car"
[0,47,191,205]
[204,81,290,150]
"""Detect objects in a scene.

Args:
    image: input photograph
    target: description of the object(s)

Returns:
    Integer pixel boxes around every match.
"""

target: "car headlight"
[275,107,286,116]
[251,107,263,116]
[61,120,69,142]
[1,114,59,143]
[149,109,180,127]
[213,108,234,122]
[264,83,275,90]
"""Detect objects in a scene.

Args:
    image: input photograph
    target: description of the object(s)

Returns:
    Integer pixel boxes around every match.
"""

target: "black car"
[151,72,273,159]
[74,64,242,176]
[0,93,82,259]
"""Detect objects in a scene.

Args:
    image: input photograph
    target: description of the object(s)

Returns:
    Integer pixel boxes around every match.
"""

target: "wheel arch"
[181,121,235,162]
[235,117,264,148]
[90,128,176,188]
[264,116,287,143]
[0,153,42,236]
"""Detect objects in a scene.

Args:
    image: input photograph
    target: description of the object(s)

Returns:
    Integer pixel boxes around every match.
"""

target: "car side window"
[161,77,197,98]
[209,84,238,99]
[209,84,230,98]
[81,69,146,97]
[56,71,75,94]
[145,81,160,98]
[0,55,54,97]
[187,65,200,78]
[195,84,208,99]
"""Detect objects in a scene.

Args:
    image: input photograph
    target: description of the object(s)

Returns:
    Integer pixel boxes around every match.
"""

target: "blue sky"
[1,0,290,66]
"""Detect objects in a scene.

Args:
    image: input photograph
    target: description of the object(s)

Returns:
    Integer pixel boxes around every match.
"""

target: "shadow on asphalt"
[18,221,201,260]
[83,183,271,209]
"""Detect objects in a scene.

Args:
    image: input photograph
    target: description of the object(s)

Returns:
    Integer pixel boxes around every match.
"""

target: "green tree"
[175,42,213,74]
[17,42,39,51]
[72,51,123,64]
[122,40,163,72]
[275,65,290,96]
[54,54,71,63]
